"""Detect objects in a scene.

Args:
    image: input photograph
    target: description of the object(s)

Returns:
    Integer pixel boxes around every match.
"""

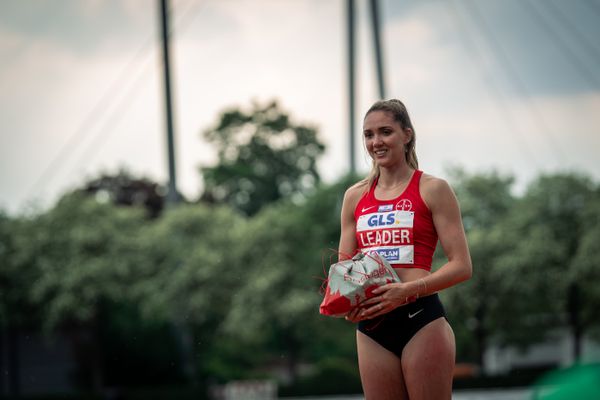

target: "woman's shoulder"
[419,172,455,210]
[420,172,449,189]
[342,179,370,207]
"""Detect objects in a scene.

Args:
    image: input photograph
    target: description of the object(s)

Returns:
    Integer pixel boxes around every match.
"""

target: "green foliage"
[80,169,166,218]
[3,168,600,394]
[492,172,596,347]
[200,100,325,216]
[0,212,35,327]
[222,200,323,372]
[219,175,360,381]
[444,170,600,362]
[24,192,147,331]
[442,168,517,362]
[300,173,361,250]
[438,170,600,362]
[448,167,515,231]
[571,195,600,339]
[133,203,245,327]
[128,203,249,388]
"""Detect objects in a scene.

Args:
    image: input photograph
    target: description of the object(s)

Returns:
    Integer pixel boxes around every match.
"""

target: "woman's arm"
[338,184,363,260]
[418,175,472,293]
[338,184,368,321]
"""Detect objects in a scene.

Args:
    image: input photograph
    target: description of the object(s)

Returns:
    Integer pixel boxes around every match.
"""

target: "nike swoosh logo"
[408,309,423,319]
[361,206,377,213]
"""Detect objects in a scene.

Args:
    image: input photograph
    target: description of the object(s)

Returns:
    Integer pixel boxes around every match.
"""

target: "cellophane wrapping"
[319,251,400,318]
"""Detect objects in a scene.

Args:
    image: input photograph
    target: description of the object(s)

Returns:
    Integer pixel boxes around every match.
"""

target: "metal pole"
[159,0,179,204]
[158,0,197,386]
[370,0,386,99]
[347,0,356,174]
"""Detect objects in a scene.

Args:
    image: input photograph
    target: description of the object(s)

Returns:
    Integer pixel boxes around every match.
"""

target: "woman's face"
[363,110,411,168]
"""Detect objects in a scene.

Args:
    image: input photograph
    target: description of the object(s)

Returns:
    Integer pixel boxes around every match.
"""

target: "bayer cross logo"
[395,199,412,211]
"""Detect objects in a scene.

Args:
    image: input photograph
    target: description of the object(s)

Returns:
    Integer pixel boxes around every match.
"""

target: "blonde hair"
[363,99,418,188]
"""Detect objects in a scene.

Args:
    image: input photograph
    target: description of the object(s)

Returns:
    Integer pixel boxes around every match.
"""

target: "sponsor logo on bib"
[396,199,413,211]
[378,204,394,212]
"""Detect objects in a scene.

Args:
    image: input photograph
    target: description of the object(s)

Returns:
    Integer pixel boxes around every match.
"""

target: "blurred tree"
[0,214,41,328]
[440,168,516,370]
[492,173,597,357]
[0,213,14,327]
[222,174,360,383]
[296,174,364,376]
[133,203,246,387]
[200,100,325,216]
[0,213,40,396]
[81,169,168,218]
[25,193,147,391]
[223,201,321,381]
[299,173,361,251]
[568,189,600,352]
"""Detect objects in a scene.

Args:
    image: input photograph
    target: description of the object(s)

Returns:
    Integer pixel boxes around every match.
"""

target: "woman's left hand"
[359,283,412,320]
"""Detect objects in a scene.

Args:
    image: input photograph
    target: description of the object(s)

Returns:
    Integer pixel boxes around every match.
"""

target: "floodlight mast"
[159,0,179,205]
[347,0,386,174]
[347,0,356,174]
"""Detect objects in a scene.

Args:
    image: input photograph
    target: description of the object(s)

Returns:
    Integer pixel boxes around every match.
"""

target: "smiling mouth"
[374,149,387,157]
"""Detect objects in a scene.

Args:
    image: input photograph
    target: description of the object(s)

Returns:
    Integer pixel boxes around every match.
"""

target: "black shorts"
[357,293,447,358]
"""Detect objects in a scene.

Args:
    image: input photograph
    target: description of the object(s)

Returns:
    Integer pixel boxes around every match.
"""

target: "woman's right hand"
[345,306,364,323]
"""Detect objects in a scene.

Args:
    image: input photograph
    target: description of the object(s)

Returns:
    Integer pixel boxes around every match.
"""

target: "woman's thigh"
[356,330,408,400]
[401,317,455,400]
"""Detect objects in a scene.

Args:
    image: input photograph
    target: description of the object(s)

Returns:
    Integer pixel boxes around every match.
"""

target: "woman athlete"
[339,99,472,399]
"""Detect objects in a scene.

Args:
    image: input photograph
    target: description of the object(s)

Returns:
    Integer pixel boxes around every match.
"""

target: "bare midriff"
[394,267,430,283]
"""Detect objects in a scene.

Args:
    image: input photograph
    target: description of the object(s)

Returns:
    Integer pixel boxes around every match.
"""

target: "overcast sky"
[1,0,599,215]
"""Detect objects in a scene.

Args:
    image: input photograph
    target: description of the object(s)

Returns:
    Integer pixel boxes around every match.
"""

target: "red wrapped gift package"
[319,251,400,318]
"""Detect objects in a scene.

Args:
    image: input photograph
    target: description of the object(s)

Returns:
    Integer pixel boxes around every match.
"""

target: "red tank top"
[354,170,438,271]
